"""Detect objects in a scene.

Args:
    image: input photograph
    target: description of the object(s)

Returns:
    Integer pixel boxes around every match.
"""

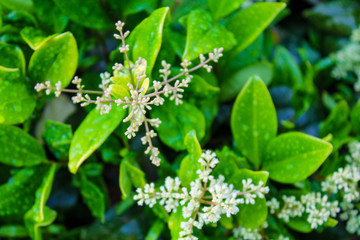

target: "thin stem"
[119,29,135,86]
[49,87,104,95]
[148,58,212,91]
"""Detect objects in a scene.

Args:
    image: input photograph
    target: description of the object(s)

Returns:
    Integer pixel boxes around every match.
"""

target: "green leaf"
[229,169,269,229]
[285,216,312,233]
[42,120,73,160]
[0,73,36,125]
[69,105,126,174]
[122,0,157,16]
[25,206,57,240]
[320,100,351,138]
[0,125,47,167]
[119,153,146,199]
[227,2,286,54]
[53,0,112,29]
[220,61,273,102]
[145,219,165,240]
[33,0,68,33]
[0,0,34,13]
[25,164,57,240]
[28,32,78,88]
[178,130,202,188]
[182,9,236,60]
[231,76,277,169]
[0,165,49,220]
[20,27,53,50]
[0,225,28,238]
[186,74,220,98]
[168,206,186,240]
[273,46,303,86]
[323,217,338,228]
[78,173,106,222]
[150,100,206,151]
[207,0,246,20]
[128,7,170,75]
[212,146,249,180]
[351,100,360,136]
[263,132,333,183]
[0,42,26,76]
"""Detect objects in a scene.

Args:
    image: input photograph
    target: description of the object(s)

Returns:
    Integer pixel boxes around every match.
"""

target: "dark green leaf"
[0,42,25,76]
[78,173,106,222]
[53,0,112,29]
[33,0,68,33]
[0,165,49,220]
[145,219,165,240]
[220,61,273,102]
[182,9,236,60]
[151,100,206,151]
[0,72,36,125]
[178,130,202,188]
[229,169,269,229]
[351,99,360,136]
[0,125,47,167]
[320,100,351,138]
[42,120,73,160]
[231,76,277,169]
[0,225,28,238]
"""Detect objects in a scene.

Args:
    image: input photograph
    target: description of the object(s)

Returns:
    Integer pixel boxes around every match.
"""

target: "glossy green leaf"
[151,100,206,151]
[25,164,57,240]
[128,7,170,75]
[20,27,52,50]
[25,206,57,240]
[0,72,36,125]
[122,0,157,16]
[28,32,78,88]
[0,225,28,238]
[42,120,73,160]
[53,0,112,29]
[231,76,277,169]
[69,105,126,174]
[285,216,312,233]
[320,100,351,138]
[145,219,165,240]
[227,2,286,54]
[229,169,269,229]
[273,46,303,86]
[78,173,106,222]
[182,9,236,60]
[0,42,26,76]
[0,125,47,167]
[263,132,333,183]
[351,99,360,136]
[207,0,246,20]
[220,61,273,102]
[178,130,202,188]
[0,165,49,220]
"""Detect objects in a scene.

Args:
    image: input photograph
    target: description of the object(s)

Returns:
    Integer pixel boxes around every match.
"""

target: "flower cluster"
[133,150,269,239]
[321,141,360,235]
[34,20,223,166]
[332,27,360,91]
[232,222,291,240]
[267,192,340,229]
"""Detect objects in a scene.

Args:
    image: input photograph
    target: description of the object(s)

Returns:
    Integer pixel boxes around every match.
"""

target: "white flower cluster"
[34,20,223,166]
[267,192,340,229]
[233,225,263,240]
[321,141,360,235]
[332,27,360,91]
[133,150,269,239]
